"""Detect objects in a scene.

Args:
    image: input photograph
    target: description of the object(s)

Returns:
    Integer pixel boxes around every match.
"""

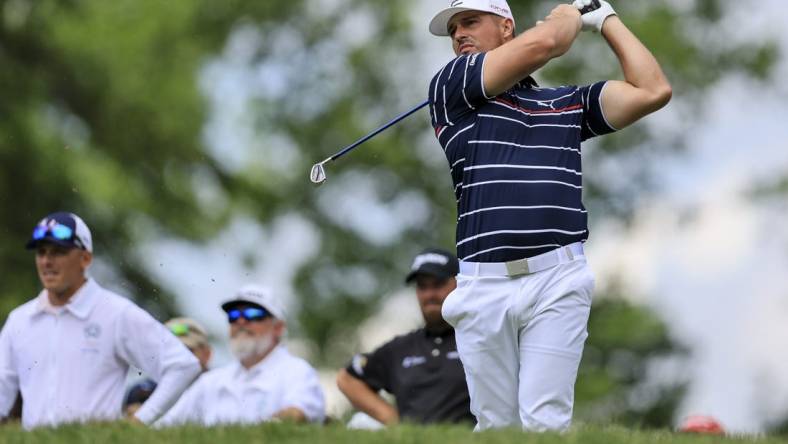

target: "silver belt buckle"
[505,258,530,277]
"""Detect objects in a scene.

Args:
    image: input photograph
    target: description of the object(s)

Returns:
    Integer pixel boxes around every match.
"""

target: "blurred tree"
[0,0,779,426]
[574,295,687,428]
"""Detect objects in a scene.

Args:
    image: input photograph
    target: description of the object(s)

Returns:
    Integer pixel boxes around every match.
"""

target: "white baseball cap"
[429,0,516,37]
[220,284,286,320]
[26,211,93,253]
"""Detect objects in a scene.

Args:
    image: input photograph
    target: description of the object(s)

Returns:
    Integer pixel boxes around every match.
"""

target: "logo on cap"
[411,253,449,271]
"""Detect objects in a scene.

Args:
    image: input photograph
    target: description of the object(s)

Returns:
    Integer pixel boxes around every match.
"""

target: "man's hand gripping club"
[573,0,617,32]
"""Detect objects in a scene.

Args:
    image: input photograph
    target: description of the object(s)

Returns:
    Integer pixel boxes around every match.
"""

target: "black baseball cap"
[124,379,157,408]
[405,248,459,283]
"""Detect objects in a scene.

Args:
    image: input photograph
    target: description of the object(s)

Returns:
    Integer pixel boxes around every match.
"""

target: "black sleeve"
[345,340,398,393]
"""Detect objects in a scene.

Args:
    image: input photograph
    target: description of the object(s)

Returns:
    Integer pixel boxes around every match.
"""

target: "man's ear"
[274,320,287,338]
[81,251,93,269]
[502,18,515,39]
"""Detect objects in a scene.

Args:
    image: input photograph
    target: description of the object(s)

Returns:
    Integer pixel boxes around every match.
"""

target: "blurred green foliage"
[0,0,778,427]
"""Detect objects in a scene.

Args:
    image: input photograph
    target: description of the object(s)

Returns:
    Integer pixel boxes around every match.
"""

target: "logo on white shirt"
[84,323,102,339]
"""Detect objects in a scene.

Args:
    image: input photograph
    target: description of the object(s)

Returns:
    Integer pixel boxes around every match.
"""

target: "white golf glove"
[573,0,616,32]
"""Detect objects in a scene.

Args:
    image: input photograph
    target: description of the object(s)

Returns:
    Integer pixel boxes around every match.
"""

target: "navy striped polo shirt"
[428,53,616,263]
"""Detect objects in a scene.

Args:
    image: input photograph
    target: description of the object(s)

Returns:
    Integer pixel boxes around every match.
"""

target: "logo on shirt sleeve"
[352,354,368,376]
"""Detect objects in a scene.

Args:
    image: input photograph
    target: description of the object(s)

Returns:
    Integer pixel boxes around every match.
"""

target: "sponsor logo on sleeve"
[352,354,368,375]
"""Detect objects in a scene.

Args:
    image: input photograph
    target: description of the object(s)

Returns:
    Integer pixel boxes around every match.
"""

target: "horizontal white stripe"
[492,101,583,117]
[462,180,582,190]
[443,124,475,152]
[454,182,463,191]
[457,229,588,247]
[461,244,561,261]
[464,164,582,176]
[479,113,580,129]
[459,205,587,219]
[468,140,580,154]
[451,158,466,169]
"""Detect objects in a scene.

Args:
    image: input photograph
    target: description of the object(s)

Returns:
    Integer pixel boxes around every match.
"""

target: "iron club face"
[310,159,329,186]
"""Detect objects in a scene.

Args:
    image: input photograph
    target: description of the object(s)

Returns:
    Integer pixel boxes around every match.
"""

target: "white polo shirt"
[0,279,201,429]
[158,345,325,426]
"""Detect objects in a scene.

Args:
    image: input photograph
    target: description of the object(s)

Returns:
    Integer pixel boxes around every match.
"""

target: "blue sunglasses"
[227,307,269,323]
[32,223,74,242]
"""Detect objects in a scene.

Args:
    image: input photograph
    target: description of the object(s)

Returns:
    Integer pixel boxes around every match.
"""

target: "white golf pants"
[441,256,594,431]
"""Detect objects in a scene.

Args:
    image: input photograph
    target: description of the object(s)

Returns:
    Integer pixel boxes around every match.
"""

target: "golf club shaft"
[329,99,430,162]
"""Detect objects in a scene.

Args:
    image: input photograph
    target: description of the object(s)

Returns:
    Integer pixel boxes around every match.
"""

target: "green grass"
[0,422,784,444]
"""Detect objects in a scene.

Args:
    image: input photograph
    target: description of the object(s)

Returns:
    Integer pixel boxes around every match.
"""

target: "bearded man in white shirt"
[0,212,201,429]
[158,284,325,426]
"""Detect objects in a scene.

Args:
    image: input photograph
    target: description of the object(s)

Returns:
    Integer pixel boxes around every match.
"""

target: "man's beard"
[423,310,452,334]
[230,332,275,361]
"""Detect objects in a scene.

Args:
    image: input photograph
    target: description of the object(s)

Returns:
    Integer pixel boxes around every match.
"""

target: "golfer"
[427,0,670,431]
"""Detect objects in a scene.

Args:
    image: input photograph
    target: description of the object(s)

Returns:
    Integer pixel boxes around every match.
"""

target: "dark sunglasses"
[227,307,269,323]
[32,223,74,242]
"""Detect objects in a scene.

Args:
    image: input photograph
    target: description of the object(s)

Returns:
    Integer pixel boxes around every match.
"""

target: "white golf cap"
[26,211,93,253]
[221,284,286,320]
[429,0,515,36]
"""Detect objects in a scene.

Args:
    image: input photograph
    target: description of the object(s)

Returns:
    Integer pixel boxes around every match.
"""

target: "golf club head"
[310,161,328,186]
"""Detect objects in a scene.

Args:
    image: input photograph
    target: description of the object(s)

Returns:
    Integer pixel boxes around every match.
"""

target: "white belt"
[459,243,585,278]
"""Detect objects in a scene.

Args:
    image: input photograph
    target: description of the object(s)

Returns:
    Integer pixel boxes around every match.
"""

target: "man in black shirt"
[336,248,473,426]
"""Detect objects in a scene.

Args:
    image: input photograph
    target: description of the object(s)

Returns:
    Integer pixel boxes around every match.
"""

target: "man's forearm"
[484,5,581,97]
[602,16,671,98]
[274,407,308,423]
[337,370,398,425]
[134,361,201,424]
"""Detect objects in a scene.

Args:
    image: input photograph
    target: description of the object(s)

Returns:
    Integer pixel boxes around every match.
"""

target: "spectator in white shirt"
[158,284,325,426]
[0,212,201,429]
[124,317,213,418]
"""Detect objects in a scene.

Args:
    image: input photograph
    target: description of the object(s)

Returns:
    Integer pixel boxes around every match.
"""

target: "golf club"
[310,100,429,186]
[309,1,602,187]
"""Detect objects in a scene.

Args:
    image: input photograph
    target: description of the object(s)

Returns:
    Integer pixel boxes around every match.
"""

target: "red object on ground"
[679,415,726,434]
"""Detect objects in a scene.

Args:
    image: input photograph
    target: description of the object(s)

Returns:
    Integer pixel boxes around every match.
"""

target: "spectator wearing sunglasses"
[165,317,212,371]
[157,284,325,426]
[124,317,213,418]
[0,212,201,429]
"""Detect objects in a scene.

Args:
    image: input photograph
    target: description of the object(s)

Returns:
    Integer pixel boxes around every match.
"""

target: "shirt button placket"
[49,315,60,421]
